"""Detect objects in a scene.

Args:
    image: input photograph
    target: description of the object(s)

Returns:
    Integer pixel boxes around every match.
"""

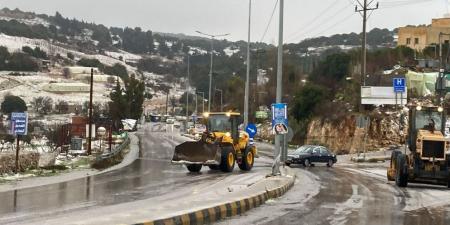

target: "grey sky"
[0,0,447,43]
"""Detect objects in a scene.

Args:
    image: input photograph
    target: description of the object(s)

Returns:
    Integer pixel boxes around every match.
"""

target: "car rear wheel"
[326,159,334,167]
[186,164,202,173]
[303,158,311,167]
[285,162,291,167]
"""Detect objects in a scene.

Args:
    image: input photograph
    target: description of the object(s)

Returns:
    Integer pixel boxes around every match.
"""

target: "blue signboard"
[11,112,28,136]
[393,78,406,93]
[245,123,258,138]
[271,103,288,135]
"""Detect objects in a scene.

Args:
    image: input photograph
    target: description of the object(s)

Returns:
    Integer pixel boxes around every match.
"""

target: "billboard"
[361,86,407,105]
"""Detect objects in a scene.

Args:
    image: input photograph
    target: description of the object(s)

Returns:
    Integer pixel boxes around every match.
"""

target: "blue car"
[286,145,337,167]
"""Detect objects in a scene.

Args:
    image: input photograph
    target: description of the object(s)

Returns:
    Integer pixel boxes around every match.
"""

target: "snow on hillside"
[0,74,111,105]
[105,50,142,62]
[0,34,138,73]
[223,47,240,56]
[0,16,51,27]
[189,47,207,55]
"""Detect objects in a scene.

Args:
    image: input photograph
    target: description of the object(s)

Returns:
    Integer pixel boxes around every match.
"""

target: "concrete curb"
[132,175,295,225]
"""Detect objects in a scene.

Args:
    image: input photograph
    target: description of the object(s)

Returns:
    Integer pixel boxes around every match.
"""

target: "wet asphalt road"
[2,122,450,225]
[0,123,270,224]
[218,162,450,225]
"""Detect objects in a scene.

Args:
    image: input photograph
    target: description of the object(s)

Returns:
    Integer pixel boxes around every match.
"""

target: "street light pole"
[87,68,94,155]
[195,31,230,112]
[273,0,284,176]
[186,54,190,118]
[244,0,252,127]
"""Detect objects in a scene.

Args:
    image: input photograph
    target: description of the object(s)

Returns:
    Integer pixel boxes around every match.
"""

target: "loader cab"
[203,112,241,143]
[408,105,446,153]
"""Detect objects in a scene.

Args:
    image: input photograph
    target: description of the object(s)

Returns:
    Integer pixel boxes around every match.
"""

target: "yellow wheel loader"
[172,112,257,173]
[387,104,450,188]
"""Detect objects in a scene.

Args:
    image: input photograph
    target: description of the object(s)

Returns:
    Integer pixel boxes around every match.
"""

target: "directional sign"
[245,123,258,138]
[393,78,406,93]
[272,103,288,135]
[11,112,28,136]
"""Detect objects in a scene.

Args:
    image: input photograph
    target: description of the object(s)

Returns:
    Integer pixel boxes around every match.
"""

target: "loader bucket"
[172,141,221,165]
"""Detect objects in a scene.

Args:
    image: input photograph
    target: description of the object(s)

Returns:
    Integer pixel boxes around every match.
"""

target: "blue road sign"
[11,112,28,136]
[245,123,258,138]
[271,103,288,135]
[393,78,406,93]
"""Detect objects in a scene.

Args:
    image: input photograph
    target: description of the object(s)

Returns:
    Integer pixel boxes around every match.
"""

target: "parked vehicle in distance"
[286,145,337,167]
[150,114,161,122]
[166,117,175,124]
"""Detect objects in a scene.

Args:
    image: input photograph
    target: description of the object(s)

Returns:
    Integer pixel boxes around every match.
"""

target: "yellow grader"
[387,104,450,188]
[172,112,257,173]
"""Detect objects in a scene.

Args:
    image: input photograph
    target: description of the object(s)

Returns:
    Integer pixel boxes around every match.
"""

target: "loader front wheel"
[220,146,235,172]
[395,154,408,187]
[238,147,254,171]
[187,164,202,173]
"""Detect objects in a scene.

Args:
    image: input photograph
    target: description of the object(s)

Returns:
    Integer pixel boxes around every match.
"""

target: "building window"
[415,38,419,44]
[406,38,411,45]
[446,40,450,44]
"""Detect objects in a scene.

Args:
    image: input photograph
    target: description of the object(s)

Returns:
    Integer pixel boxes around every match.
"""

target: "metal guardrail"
[95,133,130,161]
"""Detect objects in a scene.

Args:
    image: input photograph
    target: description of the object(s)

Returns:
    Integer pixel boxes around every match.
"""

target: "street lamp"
[195,30,230,112]
[215,88,223,112]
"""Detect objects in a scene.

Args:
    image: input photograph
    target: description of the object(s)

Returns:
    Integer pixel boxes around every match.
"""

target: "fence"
[95,132,130,161]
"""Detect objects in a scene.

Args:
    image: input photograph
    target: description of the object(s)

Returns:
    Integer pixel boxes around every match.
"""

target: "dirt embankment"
[307,112,404,154]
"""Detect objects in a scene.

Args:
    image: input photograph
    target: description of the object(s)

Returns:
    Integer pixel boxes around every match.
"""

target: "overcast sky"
[0,0,447,43]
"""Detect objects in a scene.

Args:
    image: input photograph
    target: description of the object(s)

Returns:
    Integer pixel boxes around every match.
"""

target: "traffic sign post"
[272,103,288,172]
[245,123,257,146]
[393,78,406,107]
[10,112,28,174]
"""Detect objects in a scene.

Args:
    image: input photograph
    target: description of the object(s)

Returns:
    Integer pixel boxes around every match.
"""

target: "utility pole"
[355,0,378,87]
[244,0,252,127]
[186,54,190,118]
[165,91,169,115]
[273,0,284,176]
[195,31,230,112]
[87,68,94,155]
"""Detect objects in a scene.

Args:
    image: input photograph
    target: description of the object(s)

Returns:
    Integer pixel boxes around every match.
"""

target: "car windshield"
[416,110,442,131]
[292,146,312,154]
[207,115,232,132]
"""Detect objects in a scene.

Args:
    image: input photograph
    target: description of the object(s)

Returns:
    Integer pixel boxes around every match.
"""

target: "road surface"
[0,122,272,224]
[218,162,450,225]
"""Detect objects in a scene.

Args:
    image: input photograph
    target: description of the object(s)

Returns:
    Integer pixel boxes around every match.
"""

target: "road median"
[132,167,295,225]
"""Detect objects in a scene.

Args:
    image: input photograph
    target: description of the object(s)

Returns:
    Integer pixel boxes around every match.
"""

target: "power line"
[308,13,356,38]
[286,0,340,41]
[260,0,279,43]
[286,1,353,42]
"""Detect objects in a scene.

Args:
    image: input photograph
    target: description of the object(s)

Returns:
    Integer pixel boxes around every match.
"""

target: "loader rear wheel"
[187,164,202,173]
[238,147,254,171]
[220,146,235,172]
[395,154,408,187]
